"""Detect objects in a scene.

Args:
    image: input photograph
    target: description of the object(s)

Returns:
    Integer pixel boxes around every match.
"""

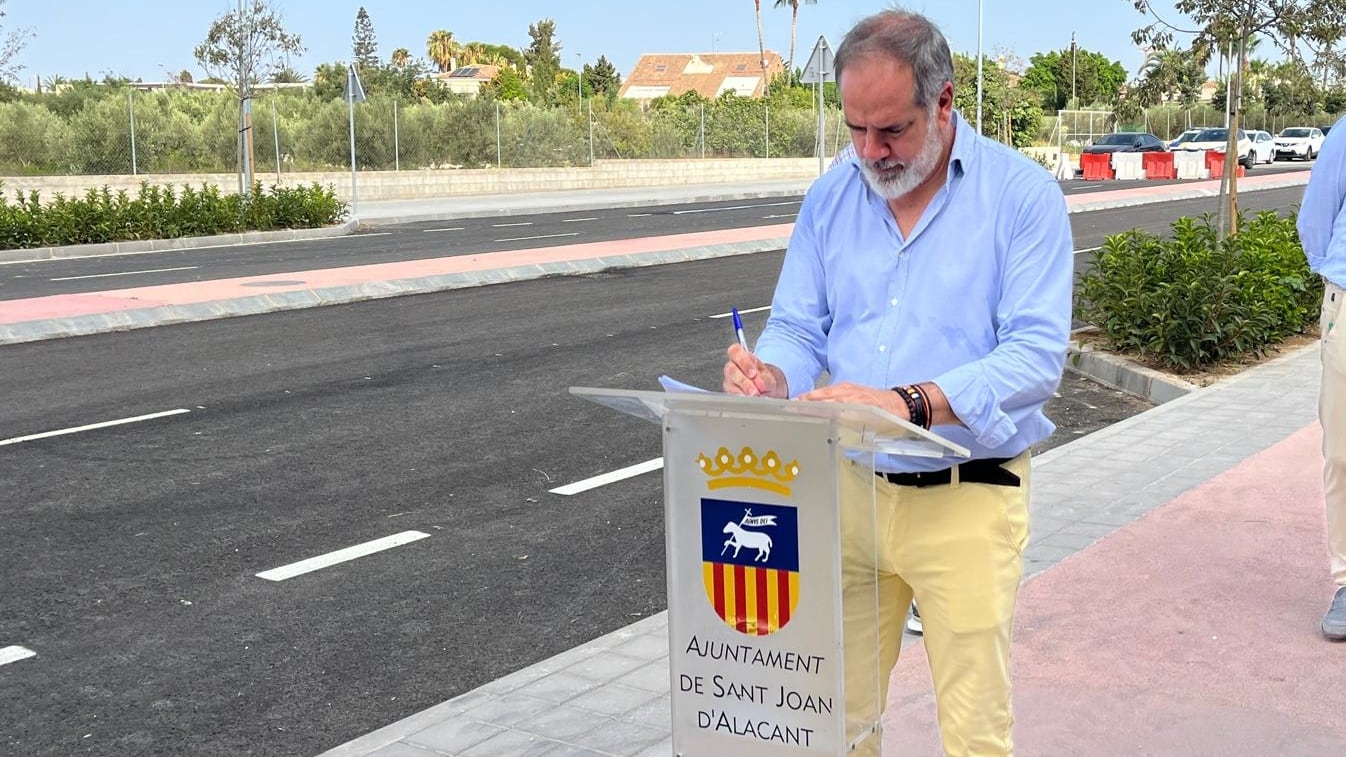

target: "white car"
[1177,127,1255,169]
[1274,127,1326,161]
[1248,130,1275,164]
[1169,128,1202,149]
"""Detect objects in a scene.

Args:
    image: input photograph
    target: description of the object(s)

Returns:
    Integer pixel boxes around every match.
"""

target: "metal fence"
[1041,105,1337,147]
[0,88,847,178]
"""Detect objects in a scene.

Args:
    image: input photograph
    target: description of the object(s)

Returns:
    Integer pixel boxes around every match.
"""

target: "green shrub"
[0,181,347,250]
[1075,211,1321,371]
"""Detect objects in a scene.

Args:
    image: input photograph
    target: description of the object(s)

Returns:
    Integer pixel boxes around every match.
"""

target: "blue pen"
[731,308,749,351]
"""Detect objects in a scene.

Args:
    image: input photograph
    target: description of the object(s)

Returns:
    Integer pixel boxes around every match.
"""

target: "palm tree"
[1246,57,1270,99]
[773,0,818,71]
[390,47,410,69]
[459,42,486,66]
[753,0,767,83]
[270,66,307,84]
[426,29,458,73]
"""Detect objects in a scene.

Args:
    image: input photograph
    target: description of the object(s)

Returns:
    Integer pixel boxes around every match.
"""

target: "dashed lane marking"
[550,458,664,496]
[0,409,191,447]
[0,646,36,666]
[495,232,580,243]
[50,266,199,282]
[256,531,432,581]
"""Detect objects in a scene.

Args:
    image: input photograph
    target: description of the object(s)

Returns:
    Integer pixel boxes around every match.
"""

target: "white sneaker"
[905,603,922,636]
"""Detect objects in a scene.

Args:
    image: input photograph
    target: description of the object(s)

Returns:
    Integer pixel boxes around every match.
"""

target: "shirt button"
[879,345,887,353]
[890,298,898,306]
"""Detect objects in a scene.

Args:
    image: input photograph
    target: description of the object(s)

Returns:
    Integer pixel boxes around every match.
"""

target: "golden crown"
[697,446,800,495]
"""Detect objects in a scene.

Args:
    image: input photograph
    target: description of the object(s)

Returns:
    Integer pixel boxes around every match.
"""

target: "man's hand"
[799,381,910,421]
[722,344,786,398]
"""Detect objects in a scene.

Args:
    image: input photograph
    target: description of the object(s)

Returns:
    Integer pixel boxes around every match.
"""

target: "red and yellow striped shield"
[700,498,800,636]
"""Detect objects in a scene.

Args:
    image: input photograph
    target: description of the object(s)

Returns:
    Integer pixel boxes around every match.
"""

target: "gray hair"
[833,9,955,109]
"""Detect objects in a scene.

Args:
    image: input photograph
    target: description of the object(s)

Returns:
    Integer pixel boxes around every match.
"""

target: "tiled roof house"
[434,64,502,97]
[618,52,786,101]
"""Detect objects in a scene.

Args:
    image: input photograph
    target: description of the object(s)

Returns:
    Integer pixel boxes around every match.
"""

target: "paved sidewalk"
[319,345,1341,757]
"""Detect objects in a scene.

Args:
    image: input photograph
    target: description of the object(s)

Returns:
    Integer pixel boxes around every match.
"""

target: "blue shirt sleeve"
[1299,121,1346,285]
[930,177,1074,448]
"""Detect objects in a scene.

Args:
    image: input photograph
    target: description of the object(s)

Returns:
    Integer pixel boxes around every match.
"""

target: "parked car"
[1176,128,1255,169]
[1274,127,1326,160]
[1248,130,1276,164]
[1169,129,1202,149]
[1082,132,1169,154]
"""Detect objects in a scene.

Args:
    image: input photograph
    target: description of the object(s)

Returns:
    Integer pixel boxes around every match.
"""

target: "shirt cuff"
[932,363,1017,448]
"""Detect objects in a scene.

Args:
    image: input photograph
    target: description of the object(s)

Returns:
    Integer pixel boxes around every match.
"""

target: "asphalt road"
[0,182,1301,756]
[0,163,1310,301]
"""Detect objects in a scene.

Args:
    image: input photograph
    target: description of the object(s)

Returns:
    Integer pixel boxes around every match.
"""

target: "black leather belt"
[876,457,1019,488]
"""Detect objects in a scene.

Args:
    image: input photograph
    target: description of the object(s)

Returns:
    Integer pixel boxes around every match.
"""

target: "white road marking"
[495,232,580,243]
[1074,246,1101,255]
[1070,185,1108,192]
[50,266,199,282]
[0,646,36,666]
[561,217,598,223]
[673,201,801,215]
[763,213,798,219]
[0,234,391,267]
[492,221,534,228]
[709,305,772,319]
[422,227,465,233]
[550,458,664,496]
[627,213,652,217]
[256,530,431,581]
[0,409,191,447]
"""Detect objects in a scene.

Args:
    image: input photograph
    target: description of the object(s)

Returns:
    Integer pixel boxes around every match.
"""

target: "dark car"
[1083,132,1169,154]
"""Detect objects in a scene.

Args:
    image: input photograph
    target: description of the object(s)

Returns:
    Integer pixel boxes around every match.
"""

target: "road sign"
[799,36,834,85]
[344,64,367,104]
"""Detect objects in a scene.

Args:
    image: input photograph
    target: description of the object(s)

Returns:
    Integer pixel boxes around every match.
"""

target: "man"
[722,9,1073,756]
[1296,118,1346,642]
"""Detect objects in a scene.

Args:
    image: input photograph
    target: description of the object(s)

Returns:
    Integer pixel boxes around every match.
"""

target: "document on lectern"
[658,375,711,393]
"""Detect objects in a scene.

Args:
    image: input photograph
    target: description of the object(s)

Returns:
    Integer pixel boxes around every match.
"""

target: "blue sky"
[5,0,1166,87]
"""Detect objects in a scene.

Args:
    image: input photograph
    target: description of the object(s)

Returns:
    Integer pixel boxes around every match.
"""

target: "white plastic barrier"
[1173,150,1209,180]
[1111,152,1144,180]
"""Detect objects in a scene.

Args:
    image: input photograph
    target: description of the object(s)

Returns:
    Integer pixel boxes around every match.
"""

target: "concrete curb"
[0,237,790,346]
[355,186,815,226]
[1066,340,1202,404]
[0,219,358,265]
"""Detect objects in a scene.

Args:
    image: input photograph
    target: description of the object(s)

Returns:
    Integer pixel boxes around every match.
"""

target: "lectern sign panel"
[666,417,846,756]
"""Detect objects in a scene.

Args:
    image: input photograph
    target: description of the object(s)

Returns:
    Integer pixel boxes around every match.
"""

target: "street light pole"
[975,0,984,135]
[1071,32,1077,107]
[576,52,583,112]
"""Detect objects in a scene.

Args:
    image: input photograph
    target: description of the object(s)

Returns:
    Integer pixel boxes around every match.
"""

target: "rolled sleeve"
[933,178,1073,448]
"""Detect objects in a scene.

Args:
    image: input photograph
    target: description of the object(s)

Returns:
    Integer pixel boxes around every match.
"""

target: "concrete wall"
[0,159,823,203]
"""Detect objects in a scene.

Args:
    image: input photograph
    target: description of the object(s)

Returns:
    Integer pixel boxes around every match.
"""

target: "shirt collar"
[947,109,974,180]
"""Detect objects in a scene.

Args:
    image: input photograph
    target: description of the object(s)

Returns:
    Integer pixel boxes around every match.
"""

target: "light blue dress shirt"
[753,110,1074,472]
[1298,116,1346,288]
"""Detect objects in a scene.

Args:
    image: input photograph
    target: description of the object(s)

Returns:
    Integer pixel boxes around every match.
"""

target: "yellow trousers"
[1320,279,1346,586]
[840,452,1031,757]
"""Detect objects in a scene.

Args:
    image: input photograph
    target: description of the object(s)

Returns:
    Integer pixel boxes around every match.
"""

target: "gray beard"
[859,113,945,201]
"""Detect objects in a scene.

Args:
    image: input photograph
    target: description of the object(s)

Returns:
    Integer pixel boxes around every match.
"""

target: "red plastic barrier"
[1143,151,1176,180]
[1080,152,1114,181]
[1207,153,1245,178]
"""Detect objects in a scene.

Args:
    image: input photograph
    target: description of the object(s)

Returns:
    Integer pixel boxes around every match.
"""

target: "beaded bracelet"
[909,384,933,430]
[892,385,929,430]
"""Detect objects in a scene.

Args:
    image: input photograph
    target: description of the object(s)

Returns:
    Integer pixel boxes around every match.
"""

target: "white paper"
[658,375,712,393]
